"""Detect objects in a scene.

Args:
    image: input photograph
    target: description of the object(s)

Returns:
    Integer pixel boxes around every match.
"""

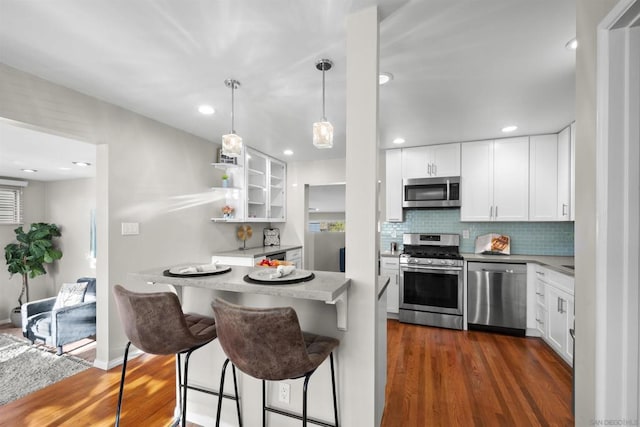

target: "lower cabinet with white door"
[380,255,400,315]
[531,264,574,365]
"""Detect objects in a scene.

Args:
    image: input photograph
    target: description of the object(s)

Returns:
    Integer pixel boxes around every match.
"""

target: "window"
[0,186,24,224]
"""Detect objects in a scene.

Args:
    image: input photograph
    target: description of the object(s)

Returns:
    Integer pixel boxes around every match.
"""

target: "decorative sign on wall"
[263,228,280,246]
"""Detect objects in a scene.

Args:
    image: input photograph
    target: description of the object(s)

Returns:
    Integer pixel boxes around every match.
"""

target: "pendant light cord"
[231,82,236,134]
[322,66,326,121]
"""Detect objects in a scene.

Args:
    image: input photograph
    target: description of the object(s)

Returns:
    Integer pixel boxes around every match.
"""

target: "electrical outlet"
[391,230,397,238]
[278,382,290,404]
[462,229,470,239]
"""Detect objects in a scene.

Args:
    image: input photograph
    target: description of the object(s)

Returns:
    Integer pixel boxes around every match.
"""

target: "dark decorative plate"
[163,265,231,278]
[243,269,315,285]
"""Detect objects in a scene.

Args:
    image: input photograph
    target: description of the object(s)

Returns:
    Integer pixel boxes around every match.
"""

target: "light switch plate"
[121,222,140,236]
[462,229,470,239]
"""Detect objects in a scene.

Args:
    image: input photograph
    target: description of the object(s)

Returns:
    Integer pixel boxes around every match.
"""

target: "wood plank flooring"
[1,320,573,426]
[382,320,573,427]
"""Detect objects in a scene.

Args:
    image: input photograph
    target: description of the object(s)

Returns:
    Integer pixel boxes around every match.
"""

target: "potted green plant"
[221,173,230,188]
[4,222,63,327]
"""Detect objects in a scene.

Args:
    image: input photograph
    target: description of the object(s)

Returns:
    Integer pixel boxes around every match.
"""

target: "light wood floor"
[2,320,573,426]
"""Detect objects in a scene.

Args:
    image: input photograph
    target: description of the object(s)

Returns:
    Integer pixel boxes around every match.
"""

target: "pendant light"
[313,59,333,149]
[221,78,242,157]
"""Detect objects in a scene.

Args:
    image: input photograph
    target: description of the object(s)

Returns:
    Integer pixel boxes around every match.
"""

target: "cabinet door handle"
[535,291,544,296]
[490,206,494,219]
[557,297,561,313]
[495,206,499,218]
[427,163,432,175]
[562,204,568,216]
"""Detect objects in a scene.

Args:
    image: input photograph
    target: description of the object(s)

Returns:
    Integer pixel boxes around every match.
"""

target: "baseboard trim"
[93,348,144,371]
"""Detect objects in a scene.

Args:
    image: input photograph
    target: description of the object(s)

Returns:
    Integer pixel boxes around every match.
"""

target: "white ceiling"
[0,120,96,181]
[0,0,575,180]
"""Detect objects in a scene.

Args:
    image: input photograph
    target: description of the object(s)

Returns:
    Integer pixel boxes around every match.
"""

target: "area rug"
[0,333,92,405]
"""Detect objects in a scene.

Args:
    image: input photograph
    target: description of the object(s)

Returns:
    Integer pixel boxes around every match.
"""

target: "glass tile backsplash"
[381,209,574,256]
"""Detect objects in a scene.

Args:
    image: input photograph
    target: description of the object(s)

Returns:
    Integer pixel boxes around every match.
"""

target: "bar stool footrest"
[185,384,240,402]
[265,405,337,427]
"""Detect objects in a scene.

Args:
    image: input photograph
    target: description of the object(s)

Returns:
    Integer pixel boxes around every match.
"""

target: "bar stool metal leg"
[215,358,242,427]
[262,380,267,427]
[330,353,339,427]
[302,372,313,427]
[115,342,132,427]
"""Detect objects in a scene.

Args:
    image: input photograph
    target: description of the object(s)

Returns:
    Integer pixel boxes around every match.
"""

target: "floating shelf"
[211,162,241,170]
[248,201,266,206]
[210,186,242,191]
[210,217,244,223]
[248,168,265,176]
[248,184,266,190]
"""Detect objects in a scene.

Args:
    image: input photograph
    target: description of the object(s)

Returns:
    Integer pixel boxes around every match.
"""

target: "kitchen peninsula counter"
[129,263,350,329]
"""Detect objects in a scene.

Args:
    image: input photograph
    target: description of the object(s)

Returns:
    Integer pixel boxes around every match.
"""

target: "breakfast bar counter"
[129,264,351,330]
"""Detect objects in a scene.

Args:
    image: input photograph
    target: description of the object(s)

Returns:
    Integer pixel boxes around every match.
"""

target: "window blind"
[0,186,24,224]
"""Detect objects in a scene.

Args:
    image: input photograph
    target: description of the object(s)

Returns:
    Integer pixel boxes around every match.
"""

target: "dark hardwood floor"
[382,320,573,427]
[1,320,573,426]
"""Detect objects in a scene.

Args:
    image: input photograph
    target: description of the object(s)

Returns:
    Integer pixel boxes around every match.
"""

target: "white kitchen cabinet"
[380,256,400,315]
[460,137,529,221]
[545,285,574,364]
[569,121,576,221]
[557,126,571,220]
[533,265,574,366]
[245,147,287,222]
[529,134,559,221]
[286,248,302,269]
[401,143,460,179]
[385,149,403,222]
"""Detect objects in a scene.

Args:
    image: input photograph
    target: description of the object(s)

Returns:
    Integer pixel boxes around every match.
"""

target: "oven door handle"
[401,265,462,273]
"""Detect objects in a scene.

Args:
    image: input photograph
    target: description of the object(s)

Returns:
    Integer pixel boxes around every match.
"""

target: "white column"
[344,6,380,426]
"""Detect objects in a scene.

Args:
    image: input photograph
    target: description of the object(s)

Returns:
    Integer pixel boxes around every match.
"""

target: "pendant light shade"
[222,79,242,157]
[313,59,333,149]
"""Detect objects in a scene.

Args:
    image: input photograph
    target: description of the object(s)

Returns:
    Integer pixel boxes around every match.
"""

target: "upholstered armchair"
[22,277,96,355]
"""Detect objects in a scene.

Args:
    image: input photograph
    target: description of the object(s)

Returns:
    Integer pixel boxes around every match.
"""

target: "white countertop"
[461,253,575,276]
[212,245,302,259]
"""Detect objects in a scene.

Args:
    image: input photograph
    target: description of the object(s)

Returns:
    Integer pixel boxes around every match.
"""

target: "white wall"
[45,178,96,291]
[574,0,618,425]
[0,180,49,321]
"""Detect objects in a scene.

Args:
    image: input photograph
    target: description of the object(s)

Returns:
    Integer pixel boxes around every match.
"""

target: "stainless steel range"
[399,233,464,330]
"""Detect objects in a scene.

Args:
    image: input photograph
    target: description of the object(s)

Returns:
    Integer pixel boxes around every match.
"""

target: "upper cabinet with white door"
[385,149,403,222]
[529,127,573,221]
[401,143,460,179]
[461,137,529,221]
[529,134,559,220]
[556,126,571,220]
[569,121,576,221]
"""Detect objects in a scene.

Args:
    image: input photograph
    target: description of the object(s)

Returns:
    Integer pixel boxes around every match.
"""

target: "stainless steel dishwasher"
[467,262,527,336]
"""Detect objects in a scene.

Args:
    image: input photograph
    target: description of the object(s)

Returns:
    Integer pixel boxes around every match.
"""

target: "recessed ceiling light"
[283,149,294,156]
[379,73,393,85]
[393,137,405,144]
[21,169,37,173]
[501,125,518,133]
[565,38,578,50]
[73,161,92,167]
[198,104,215,115]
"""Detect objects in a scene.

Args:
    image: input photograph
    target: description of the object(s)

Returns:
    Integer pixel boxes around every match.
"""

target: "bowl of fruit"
[256,258,292,268]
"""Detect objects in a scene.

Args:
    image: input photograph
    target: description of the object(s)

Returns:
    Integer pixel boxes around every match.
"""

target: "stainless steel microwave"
[403,177,461,208]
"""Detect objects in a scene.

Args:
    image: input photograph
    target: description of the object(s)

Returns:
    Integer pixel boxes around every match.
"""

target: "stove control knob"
[439,259,446,265]
[425,259,432,265]
[409,258,418,264]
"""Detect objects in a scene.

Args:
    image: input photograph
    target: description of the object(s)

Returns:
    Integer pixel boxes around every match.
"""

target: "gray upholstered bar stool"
[211,297,339,427]
[112,285,241,427]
